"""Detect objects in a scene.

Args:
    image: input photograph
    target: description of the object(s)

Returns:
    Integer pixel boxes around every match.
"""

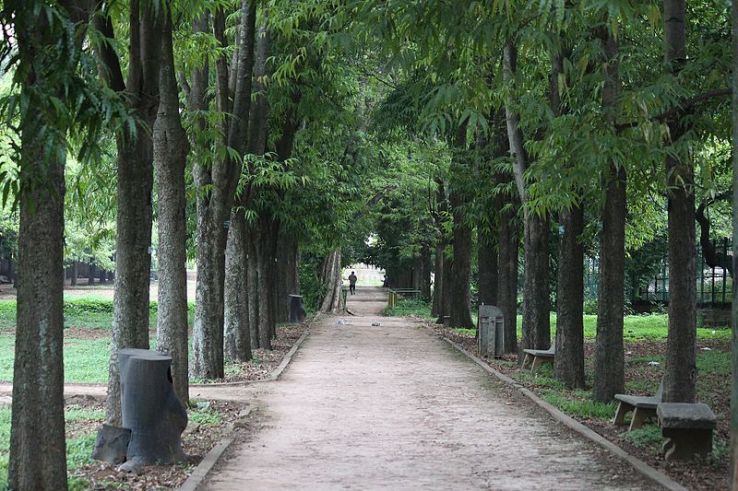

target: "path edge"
[179,316,315,490]
[442,336,688,491]
[178,407,253,491]
[268,315,315,381]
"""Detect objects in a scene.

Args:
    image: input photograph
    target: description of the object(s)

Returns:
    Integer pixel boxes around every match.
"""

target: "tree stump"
[119,348,187,467]
[91,424,131,465]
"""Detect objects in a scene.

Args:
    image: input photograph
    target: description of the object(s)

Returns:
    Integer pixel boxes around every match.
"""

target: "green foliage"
[0,406,101,489]
[622,425,663,449]
[542,390,617,421]
[383,298,433,319]
[189,405,223,426]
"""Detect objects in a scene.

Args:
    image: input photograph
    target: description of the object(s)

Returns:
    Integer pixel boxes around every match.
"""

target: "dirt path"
[202,288,659,490]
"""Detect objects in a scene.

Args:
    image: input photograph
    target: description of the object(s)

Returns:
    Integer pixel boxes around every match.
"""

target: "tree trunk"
[503,40,550,351]
[449,209,474,328]
[276,230,298,322]
[71,261,78,286]
[105,0,163,424]
[593,26,625,402]
[419,245,432,301]
[730,1,738,486]
[154,9,190,405]
[88,262,96,285]
[224,209,252,361]
[554,205,585,388]
[663,0,696,403]
[477,230,498,306]
[192,2,257,379]
[320,249,343,313]
[10,86,67,491]
[521,213,551,350]
[247,235,260,349]
[594,166,626,401]
[226,15,270,352]
[255,217,279,345]
[431,242,445,318]
[498,194,520,354]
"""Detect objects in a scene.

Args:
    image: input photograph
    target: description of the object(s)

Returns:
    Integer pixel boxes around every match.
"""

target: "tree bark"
[192,1,257,379]
[320,249,343,313]
[224,209,252,361]
[498,193,520,354]
[88,262,96,285]
[593,27,626,402]
[503,40,550,351]
[154,8,190,404]
[225,16,270,354]
[7,1,94,485]
[554,205,585,388]
[663,0,696,403]
[98,0,163,425]
[431,242,445,318]
[730,2,738,487]
[478,230,498,307]
[71,261,78,286]
[247,236,260,349]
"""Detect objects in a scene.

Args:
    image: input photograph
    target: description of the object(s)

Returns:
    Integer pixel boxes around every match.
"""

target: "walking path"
[201,287,659,490]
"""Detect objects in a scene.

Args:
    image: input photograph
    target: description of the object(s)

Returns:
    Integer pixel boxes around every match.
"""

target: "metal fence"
[637,239,733,305]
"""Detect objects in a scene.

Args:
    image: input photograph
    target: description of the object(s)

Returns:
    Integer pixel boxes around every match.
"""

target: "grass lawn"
[0,406,103,490]
[0,298,199,384]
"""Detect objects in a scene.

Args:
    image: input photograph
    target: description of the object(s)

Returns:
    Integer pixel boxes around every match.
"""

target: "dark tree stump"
[92,424,131,464]
[118,348,187,467]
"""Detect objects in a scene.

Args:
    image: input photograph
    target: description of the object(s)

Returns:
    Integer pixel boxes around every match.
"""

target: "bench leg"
[662,428,713,461]
[612,402,630,426]
[522,353,532,369]
[628,407,655,431]
[530,356,542,372]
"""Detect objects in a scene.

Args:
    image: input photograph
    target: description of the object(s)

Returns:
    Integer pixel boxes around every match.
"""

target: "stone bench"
[521,348,554,372]
[613,382,663,431]
[657,402,716,461]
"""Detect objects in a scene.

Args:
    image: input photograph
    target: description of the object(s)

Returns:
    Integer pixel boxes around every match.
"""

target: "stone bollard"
[289,294,306,323]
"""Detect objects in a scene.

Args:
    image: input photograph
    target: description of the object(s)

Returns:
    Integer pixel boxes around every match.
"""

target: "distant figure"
[348,271,357,295]
[382,275,389,288]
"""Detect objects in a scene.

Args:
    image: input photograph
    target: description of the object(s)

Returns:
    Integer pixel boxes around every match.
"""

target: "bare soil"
[437,324,729,491]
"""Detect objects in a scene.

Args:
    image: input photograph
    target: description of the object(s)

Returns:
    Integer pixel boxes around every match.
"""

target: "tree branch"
[616,88,731,131]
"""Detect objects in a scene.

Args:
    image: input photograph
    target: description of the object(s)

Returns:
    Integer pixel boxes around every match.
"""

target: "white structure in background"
[342,263,386,287]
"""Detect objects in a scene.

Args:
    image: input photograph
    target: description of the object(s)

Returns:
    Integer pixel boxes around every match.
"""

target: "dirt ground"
[0,321,308,490]
[201,290,660,490]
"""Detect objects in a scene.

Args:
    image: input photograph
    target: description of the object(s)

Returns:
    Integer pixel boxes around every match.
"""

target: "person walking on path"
[348,271,357,295]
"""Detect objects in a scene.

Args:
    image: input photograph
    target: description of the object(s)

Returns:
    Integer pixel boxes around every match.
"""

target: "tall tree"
[730,0,738,491]
[192,1,258,378]
[593,23,625,402]
[94,0,164,423]
[663,0,697,403]
[4,1,97,487]
[549,42,585,389]
[503,40,551,352]
[154,3,190,404]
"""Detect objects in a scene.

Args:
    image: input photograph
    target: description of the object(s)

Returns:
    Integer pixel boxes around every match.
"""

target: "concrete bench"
[613,382,663,431]
[521,348,554,372]
[657,402,716,461]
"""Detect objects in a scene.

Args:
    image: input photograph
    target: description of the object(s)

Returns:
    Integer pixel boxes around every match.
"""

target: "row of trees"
[4,0,738,489]
[343,1,738,487]
[1,0,382,488]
